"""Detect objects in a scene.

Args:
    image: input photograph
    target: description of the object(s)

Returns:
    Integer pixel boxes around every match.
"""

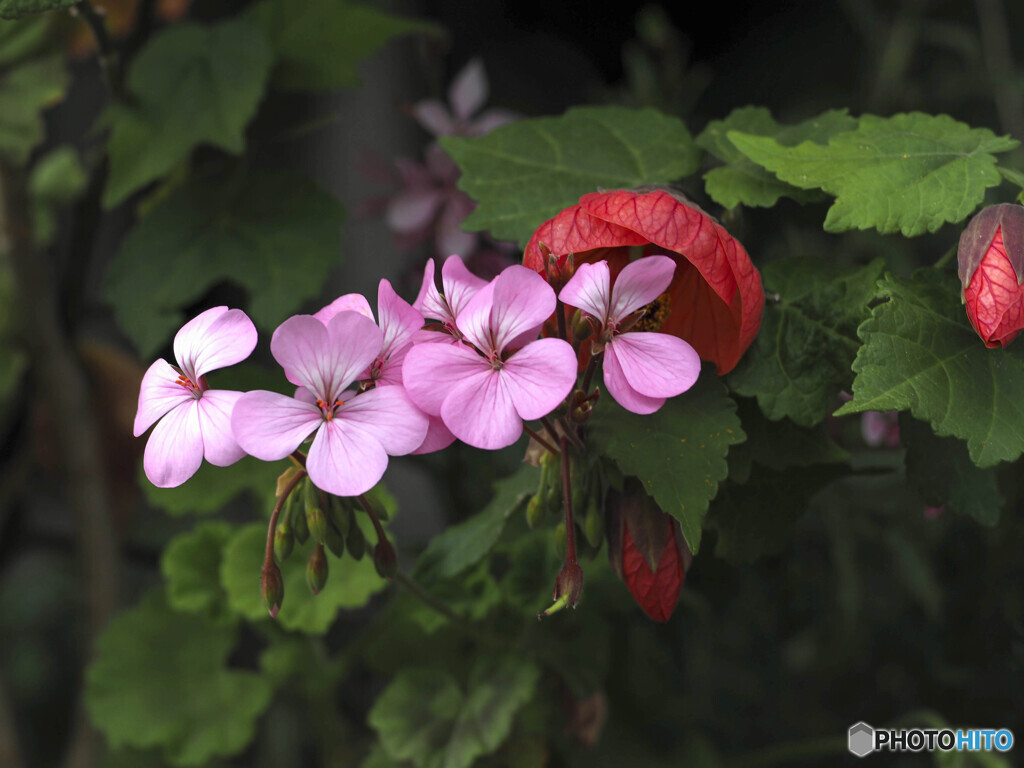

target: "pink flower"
[413,254,488,336]
[403,265,577,450]
[231,312,428,497]
[861,410,900,448]
[410,58,519,139]
[559,256,701,414]
[133,307,257,488]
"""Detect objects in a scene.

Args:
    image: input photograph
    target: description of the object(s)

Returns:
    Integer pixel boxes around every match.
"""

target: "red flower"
[959,203,1024,348]
[525,188,764,374]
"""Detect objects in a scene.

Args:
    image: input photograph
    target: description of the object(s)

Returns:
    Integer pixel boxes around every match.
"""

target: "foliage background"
[0,1,1021,767]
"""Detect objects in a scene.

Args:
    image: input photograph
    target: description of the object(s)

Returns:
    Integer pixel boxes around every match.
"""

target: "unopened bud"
[526,495,545,529]
[346,517,366,560]
[326,495,351,537]
[583,494,603,550]
[373,537,398,579]
[291,480,310,544]
[958,203,1024,347]
[261,561,284,618]
[304,481,327,543]
[571,309,593,342]
[363,492,389,522]
[553,521,566,560]
[273,523,294,562]
[538,557,584,618]
[306,542,328,595]
[324,515,346,559]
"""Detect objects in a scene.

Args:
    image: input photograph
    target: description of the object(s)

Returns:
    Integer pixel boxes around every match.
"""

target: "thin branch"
[523,424,559,456]
[72,0,123,99]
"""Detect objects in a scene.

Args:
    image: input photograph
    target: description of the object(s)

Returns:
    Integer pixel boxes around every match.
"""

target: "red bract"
[525,188,764,374]
[958,204,1024,348]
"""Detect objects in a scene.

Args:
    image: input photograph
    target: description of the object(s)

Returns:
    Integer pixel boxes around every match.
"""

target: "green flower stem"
[933,244,957,270]
[393,571,511,650]
[559,436,577,561]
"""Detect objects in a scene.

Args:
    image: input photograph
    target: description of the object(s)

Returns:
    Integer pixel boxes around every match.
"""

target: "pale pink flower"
[560,256,701,414]
[134,307,257,488]
[861,410,900,448]
[403,265,577,450]
[231,312,428,497]
[413,254,488,337]
[410,58,519,139]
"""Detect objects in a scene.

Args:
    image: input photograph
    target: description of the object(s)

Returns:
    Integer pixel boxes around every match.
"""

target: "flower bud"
[326,494,352,538]
[273,522,294,562]
[606,481,691,622]
[324,515,346,559]
[553,521,566,560]
[373,536,398,580]
[346,517,366,560]
[290,480,310,544]
[261,561,284,618]
[583,493,603,550]
[538,557,584,619]
[958,203,1024,348]
[526,495,545,529]
[304,481,327,543]
[306,542,328,595]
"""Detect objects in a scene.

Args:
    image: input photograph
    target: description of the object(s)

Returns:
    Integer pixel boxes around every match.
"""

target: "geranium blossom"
[134,306,257,488]
[403,265,577,450]
[413,254,488,336]
[410,58,518,139]
[560,256,701,414]
[231,312,427,497]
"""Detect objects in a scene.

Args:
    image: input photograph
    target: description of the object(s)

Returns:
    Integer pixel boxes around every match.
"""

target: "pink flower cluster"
[134,255,701,494]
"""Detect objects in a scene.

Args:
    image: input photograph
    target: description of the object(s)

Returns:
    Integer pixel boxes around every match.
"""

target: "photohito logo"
[847,722,1014,758]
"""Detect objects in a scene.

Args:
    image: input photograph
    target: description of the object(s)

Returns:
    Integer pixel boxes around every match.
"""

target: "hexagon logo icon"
[848,722,875,757]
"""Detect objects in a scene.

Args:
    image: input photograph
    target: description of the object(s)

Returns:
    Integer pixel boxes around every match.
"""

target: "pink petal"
[412,414,456,454]
[173,306,257,383]
[196,389,246,466]
[609,255,676,323]
[435,193,478,258]
[559,261,611,322]
[500,338,578,420]
[461,265,556,353]
[602,350,664,415]
[441,254,487,319]
[425,143,459,182]
[442,367,523,449]
[143,400,203,488]
[448,58,488,122]
[378,279,423,357]
[135,358,192,436]
[314,293,373,325]
[271,313,382,402]
[306,419,388,498]
[606,332,701,399]
[413,259,449,322]
[469,108,519,136]
[411,99,456,137]
[402,341,485,416]
[387,186,445,234]
[375,342,410,387]
[231,390,321,461]
[335,386,428,456]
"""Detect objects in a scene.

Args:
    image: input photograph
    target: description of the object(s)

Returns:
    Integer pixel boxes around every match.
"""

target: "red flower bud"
[261,561,284,619]
[606,483,692,622]
[525,187,764,374]
[959,203,1024,348]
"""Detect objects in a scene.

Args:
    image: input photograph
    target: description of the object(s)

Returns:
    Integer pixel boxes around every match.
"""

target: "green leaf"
[587,372,745,553]
[221,521,388,634]
[368,655,539,768]
[400,560,500,634]
[442,106,701,246]
[85,589,272,766]
[696,106,856,208]
[142,456,289,516]
[103,19,273,206]
[0,55,66,163]
[0,14,54,66]
[728,112,1018,236]
[900,414,1002,525]
[728,257,885,426]
[414,464,538,584]
[29,145,86,245]
[727,397,849,483]
[160,522,236,622]
[248,0,440,91]
[835,269,1024,467]
[710,463,845,564]
[0,0,74,20]
[105,168,344,357]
